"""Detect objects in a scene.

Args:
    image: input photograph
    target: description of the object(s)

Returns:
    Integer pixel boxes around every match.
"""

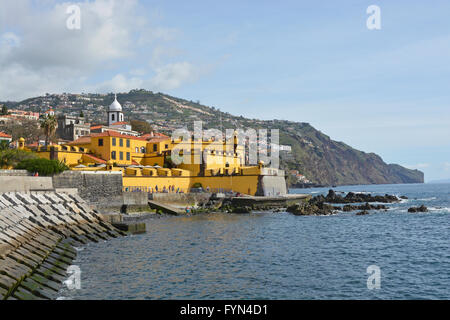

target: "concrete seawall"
[0,171,54,193]
[52,171,124,206]
[0,191,123,300]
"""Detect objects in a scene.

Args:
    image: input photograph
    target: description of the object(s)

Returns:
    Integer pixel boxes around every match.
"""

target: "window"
[126,139,130,148]
[111,151,116,160]
[119,139,123,147]
[111,114,115,121]
[153,144,157,152]
[126,152,130,161]
[141,147,146,153]
[135,147,139,153]
[98,139,103,146]
[112,138,116,146]
[165,144,169,149]
[119,152,123,160]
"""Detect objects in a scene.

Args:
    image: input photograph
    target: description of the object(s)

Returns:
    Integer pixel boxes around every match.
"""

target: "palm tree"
[0,140,10,151]
[40,115,57,146]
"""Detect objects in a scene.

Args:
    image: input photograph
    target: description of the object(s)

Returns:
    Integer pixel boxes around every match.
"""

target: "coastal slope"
[278,122,424,186]
[1,90,424,186]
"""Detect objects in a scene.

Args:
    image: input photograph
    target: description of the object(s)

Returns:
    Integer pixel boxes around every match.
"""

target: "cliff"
[277,123,424,186]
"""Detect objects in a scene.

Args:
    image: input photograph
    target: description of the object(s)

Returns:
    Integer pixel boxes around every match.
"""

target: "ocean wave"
[386,206,400,211]
[428,207,450,213]
[416,197,437,201]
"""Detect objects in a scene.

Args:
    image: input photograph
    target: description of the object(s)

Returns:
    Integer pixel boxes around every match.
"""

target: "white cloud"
[0,0,203,100]
[150,62,197,90]
[444,162,450,172]
[92,74,144,93]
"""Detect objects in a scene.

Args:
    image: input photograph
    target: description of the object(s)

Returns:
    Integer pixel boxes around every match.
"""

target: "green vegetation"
[131,119,153,134]
[40,115,57,146]
[163,156,175,168]
[0,149,38,168]
[15,158,69,176]
[192,182,203,188]
[0,140,10,151]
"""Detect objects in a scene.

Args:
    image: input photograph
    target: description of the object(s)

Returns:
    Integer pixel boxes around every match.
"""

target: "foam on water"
[428,207,450,213]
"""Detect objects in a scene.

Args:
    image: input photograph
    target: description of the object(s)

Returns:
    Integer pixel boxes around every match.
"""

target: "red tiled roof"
[147,137,170,143]
[111,121,129,125]
[140,132,170,140]
[155,132,169,137]
[90,130,147,141]
[90,125,103,130]
[83,154,106,164]
[67,136,92,145]
[0,132,11,138]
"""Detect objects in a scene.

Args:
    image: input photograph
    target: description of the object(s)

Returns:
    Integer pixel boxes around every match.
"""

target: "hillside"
[1,89,424,186]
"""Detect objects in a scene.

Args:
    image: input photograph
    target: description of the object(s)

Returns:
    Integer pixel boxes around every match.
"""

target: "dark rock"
[318,190,400,204]
[232,206,252,214]
[287,202,335,216]
[342,203,387,212]
[408,205,428,213]
[400,196,408,199]
[327,189,336,199]
[356,210,370,216]
[342,204,357,212]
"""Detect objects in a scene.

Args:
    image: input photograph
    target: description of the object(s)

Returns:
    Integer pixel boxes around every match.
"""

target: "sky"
[0,0,449,181]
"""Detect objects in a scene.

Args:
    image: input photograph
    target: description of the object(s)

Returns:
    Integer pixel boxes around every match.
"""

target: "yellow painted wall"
[123,173,260,195]
[123,176,191,193]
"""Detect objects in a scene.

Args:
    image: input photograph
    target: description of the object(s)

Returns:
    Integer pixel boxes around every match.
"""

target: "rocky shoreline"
[181,189,428,217]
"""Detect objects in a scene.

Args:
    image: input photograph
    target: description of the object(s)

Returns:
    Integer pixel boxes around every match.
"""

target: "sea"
[58,183,450,300]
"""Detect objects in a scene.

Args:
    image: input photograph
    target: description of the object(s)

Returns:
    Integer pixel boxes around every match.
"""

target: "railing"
[123,186,234,194]
[123,186,182,193]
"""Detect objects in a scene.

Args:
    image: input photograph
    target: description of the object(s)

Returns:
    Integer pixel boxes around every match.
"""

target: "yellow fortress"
[35,96,287,196]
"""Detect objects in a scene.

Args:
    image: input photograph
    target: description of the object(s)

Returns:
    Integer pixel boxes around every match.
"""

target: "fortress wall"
[123,175,261,195]
[256,175,288,196]
[0,170,30,176]
[192,176,260,195]
[150,193,213,207]
[0,176,53,193]
[52,171,123,206]
[123,176,191,193]
[123,192,148,205]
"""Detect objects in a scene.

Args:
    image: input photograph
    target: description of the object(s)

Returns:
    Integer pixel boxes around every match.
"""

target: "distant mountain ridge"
[1,89,424,186]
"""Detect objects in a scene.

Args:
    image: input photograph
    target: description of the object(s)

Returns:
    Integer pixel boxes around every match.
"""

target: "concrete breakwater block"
[1,190,124,300]
[112,222,146,234]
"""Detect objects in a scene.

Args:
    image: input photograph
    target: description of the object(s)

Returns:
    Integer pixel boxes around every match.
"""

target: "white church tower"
[108,94,124,126]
